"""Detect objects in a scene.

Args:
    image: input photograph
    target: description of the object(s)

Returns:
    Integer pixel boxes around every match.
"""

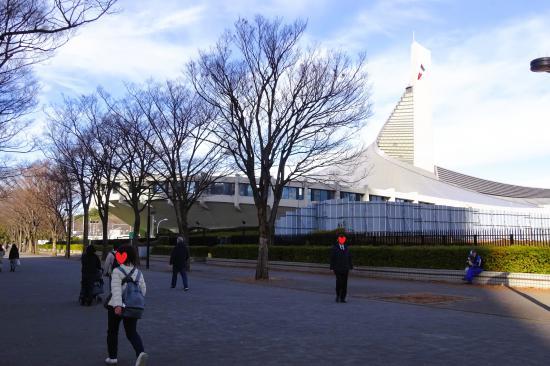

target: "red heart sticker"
[338,236,346,245]
[115,252,127,265]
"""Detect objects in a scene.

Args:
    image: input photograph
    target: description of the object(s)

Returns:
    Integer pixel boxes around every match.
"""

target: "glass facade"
[310,188,335,202]
[395,198,413,203]
[206,182,235,196]
[239,183,254,197]
[369,194,389,202]
[282,186,304,200]
[340,191,363,201]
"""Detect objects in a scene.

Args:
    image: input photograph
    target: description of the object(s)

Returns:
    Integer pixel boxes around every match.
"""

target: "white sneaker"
[105,358,118,365]
[135,352,148,366]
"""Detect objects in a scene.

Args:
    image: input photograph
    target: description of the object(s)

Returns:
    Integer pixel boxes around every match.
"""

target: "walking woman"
[9,244,19,272]
[105,245,148,366]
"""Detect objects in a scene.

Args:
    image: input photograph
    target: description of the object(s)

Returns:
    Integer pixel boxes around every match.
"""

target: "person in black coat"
[170,236,190,290]
[80,245,102,305]
[8,244,19,272]
[330,234,353,303]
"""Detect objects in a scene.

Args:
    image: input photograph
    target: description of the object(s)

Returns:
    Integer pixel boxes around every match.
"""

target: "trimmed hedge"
[175,245,549,274]
[151,245,210,258]
[39,244,84,251]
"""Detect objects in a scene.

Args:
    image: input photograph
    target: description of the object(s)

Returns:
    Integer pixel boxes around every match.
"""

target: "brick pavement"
[0,255,548,366]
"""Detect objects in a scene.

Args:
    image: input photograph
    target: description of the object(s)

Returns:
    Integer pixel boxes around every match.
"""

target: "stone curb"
[204,257,550,289]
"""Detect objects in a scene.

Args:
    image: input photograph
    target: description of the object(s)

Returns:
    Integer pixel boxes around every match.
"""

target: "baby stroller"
[79,269,104,306]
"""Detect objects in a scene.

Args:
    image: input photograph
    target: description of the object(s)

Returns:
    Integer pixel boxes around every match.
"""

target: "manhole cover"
[370,293,468,305]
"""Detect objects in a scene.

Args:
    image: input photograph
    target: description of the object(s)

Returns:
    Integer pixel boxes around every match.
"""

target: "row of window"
[153,180,366,202]
[153,182,430,204]
[369,195,433,205]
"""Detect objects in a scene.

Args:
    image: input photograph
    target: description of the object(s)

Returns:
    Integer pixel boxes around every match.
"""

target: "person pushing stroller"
[80,245,104,305]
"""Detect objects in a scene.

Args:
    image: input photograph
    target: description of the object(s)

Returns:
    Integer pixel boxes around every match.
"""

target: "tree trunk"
[66,209,72,259]
[255,235,269,280]
[83,207,90,248]
[101,206,109,260]
[52,231,57,256]
[175,201,190,271]
[132,205,141,266]
[132,206,141,239]
[255,205,270,280]
[31,231,37,254]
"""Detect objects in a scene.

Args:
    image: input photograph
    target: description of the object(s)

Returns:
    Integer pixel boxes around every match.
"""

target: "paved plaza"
[0,255,549,366]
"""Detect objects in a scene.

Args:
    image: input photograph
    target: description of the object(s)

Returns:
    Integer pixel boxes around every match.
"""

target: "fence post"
[473,234,477,245]
[509,234,514,245]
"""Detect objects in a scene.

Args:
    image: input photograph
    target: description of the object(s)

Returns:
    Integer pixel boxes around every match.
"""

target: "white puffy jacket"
[108,264,146,308]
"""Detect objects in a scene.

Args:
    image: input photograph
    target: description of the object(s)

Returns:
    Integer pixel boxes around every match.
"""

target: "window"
[310,189,335,202]
[369,194,389,202]
[395,198,413,203]
[152,182,164,194]
[239,183,254,197]
[282,186,304,200]
[340,191,363,201]
[206,182,235,195]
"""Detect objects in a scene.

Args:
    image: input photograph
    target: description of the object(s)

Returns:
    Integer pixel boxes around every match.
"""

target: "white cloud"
[25,1,550,188]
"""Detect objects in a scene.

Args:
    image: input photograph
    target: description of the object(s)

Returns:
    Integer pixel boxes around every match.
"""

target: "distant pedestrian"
[463,249,483,284]
[169,236,190,290]
[0,244,5,272]
[80,245,103,306]
[8,244,19,272]
[330,234,353,303]
[104,242,122,278]
[105,245,148,366]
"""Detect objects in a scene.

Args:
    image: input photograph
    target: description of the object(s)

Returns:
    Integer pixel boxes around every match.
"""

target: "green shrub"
[39,243,84,251]
[198,245,550,274]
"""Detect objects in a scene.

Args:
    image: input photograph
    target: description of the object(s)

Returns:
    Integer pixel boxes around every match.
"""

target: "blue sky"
[30,0,550,188]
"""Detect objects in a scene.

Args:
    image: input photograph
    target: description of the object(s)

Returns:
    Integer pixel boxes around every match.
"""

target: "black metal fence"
[89,228,550,247]
[273,228,550,247]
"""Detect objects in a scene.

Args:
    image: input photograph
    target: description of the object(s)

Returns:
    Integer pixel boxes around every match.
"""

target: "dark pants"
[171,267,189,288]
[465,267,483,283]
[10,259,16,272]
[334,270,349,300]
[107,306,144,359]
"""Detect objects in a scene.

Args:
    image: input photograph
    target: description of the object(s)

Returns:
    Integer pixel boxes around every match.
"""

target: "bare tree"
[87,111,123,258]
[129,81,227,241]
[102,91,156,244]
[0,165,49,254]
[190,16,371,279]
[46,97,98,253]
[0,0,118,163]
[40,161,79,256]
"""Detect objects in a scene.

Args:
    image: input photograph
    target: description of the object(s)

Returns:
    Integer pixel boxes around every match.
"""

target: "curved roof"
[435,166,550,199]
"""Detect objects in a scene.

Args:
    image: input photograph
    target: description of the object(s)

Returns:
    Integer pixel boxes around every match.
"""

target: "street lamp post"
[530,57,550,73]
[156,218,168,235]
[146,188,151,270]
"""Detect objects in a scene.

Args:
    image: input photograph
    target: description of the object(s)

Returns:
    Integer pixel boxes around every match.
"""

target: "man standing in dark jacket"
[170,236,190,290]
[330,234,353,303]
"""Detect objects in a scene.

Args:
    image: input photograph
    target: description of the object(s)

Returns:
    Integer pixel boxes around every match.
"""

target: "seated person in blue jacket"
[463,249,483,284]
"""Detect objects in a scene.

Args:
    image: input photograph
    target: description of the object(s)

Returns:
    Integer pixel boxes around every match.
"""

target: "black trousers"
[107,306,144,359]
[334,270,349,300]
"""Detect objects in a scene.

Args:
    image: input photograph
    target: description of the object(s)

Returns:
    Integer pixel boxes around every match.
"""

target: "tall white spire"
[375,40,434,173]
[410,41,434,172]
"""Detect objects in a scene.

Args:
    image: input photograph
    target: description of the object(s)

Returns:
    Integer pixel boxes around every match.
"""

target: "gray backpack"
[118,267,145,319]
